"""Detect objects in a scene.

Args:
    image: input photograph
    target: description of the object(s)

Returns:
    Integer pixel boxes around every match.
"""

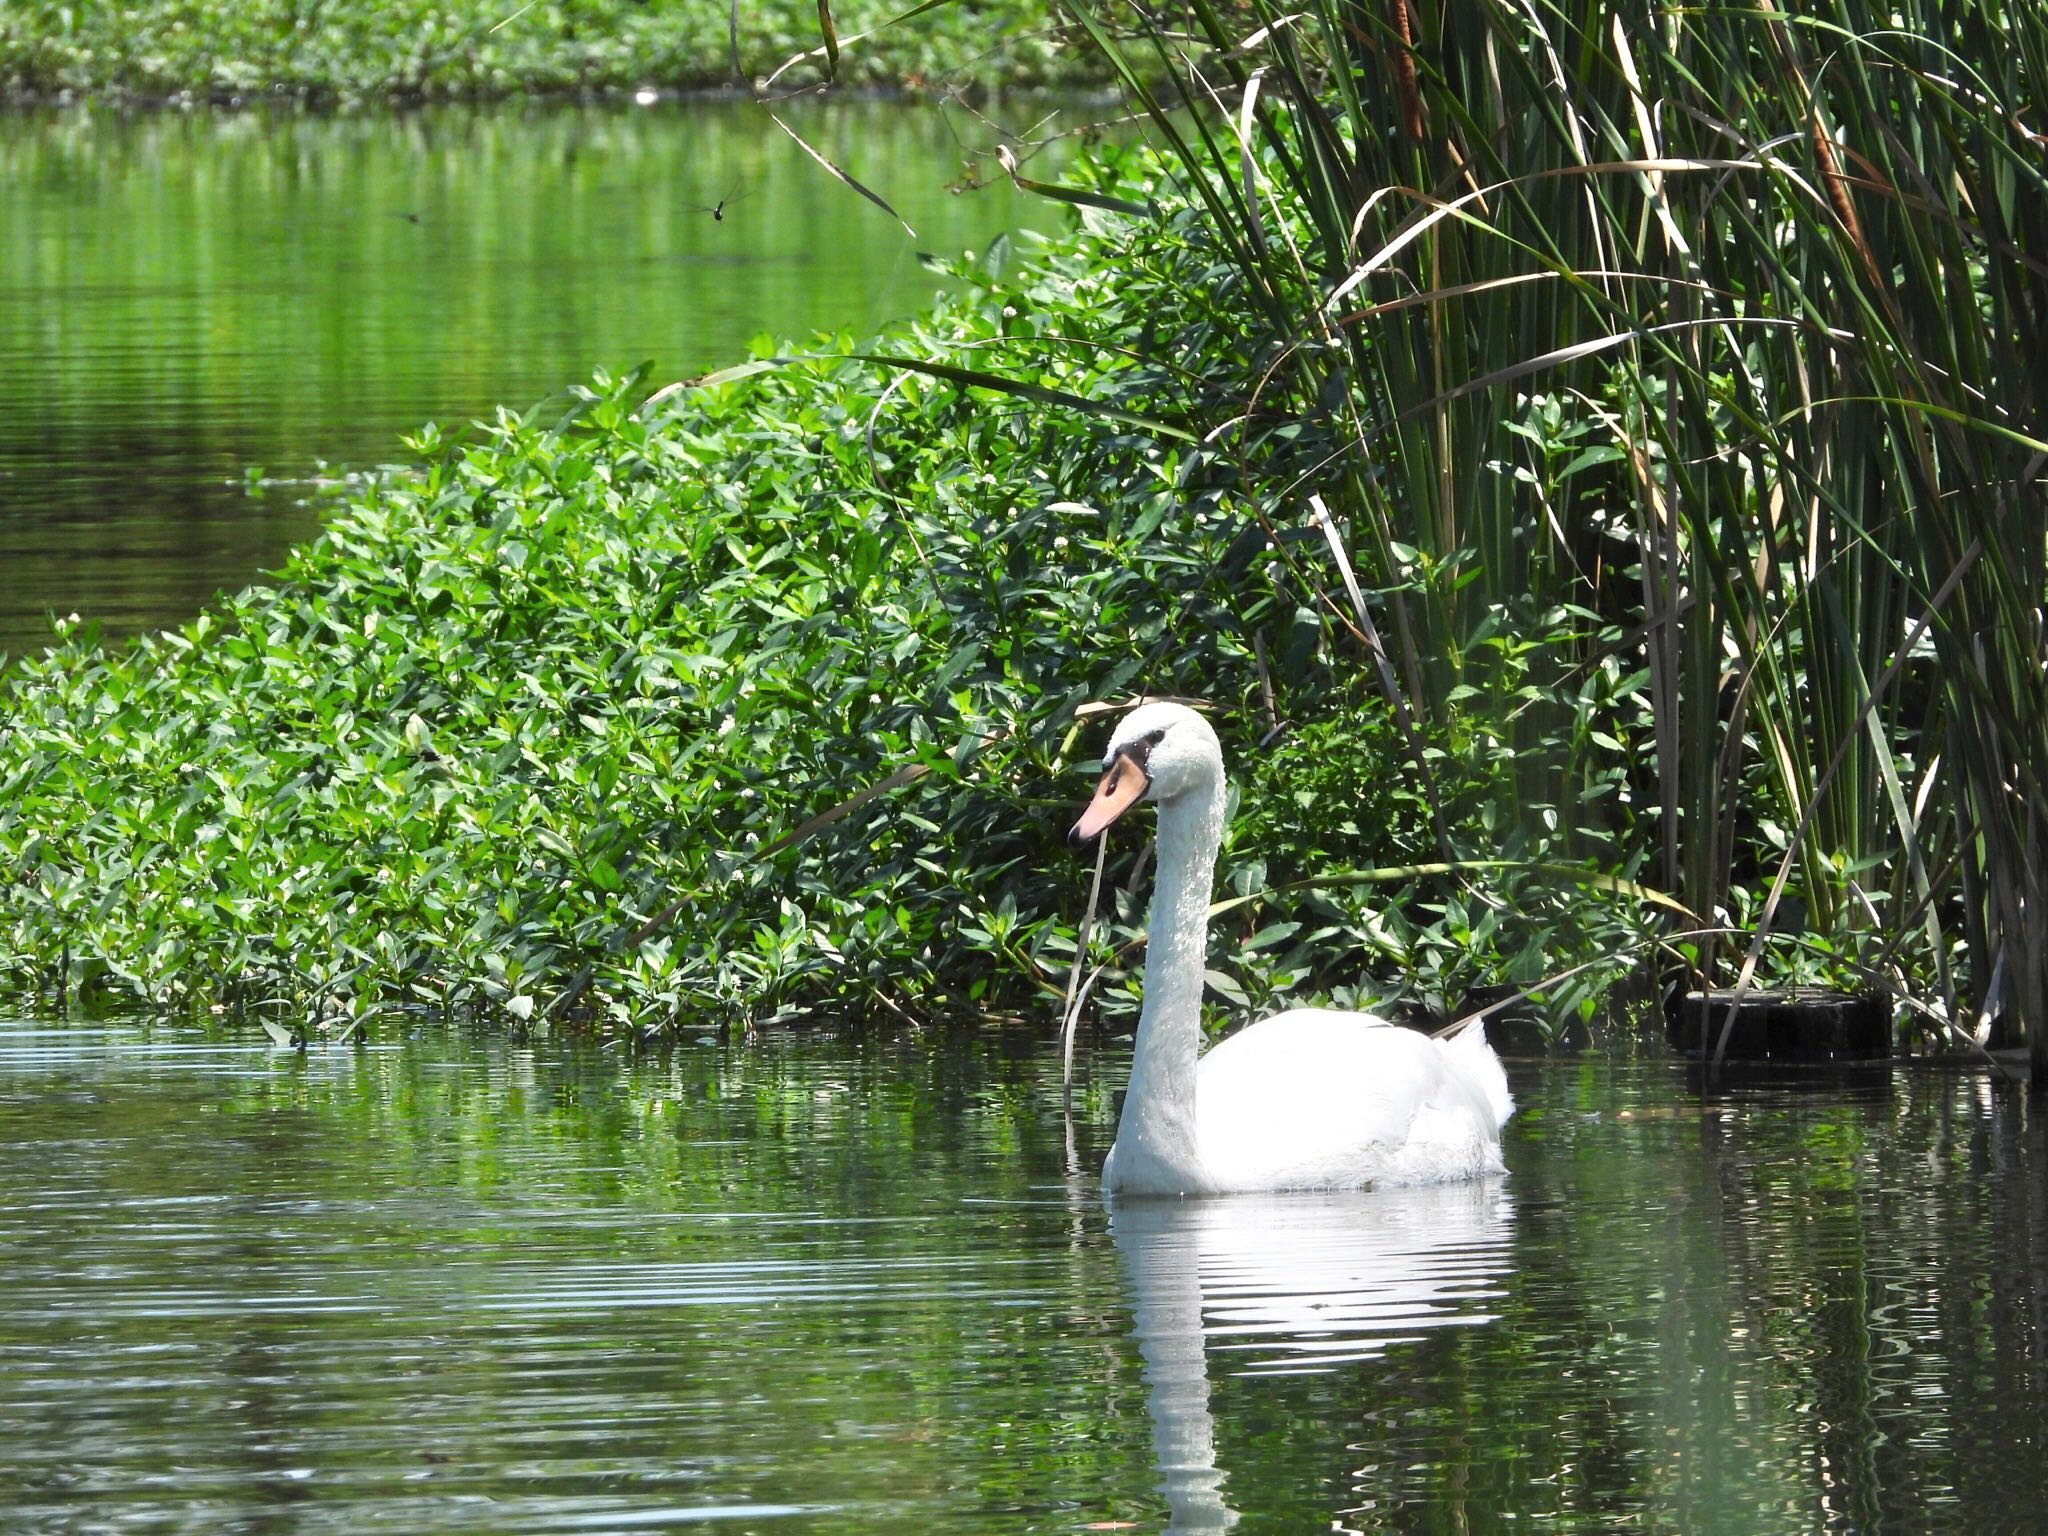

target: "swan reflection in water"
[1108,1182,1514,1532]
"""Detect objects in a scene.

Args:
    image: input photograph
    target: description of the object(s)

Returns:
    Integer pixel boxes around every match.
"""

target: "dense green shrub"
[0,148,1654,1038]
[0,172,1258,1032]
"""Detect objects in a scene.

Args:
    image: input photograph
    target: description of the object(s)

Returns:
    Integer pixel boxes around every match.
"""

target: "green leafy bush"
[0,178,1233,1032]
[1,151,1660,1040]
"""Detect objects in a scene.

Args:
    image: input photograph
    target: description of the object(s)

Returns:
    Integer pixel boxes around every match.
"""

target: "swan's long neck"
[1115,773,1226,1192]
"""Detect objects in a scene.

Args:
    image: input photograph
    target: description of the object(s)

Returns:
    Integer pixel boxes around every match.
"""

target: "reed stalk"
[1033,0,2045,1059]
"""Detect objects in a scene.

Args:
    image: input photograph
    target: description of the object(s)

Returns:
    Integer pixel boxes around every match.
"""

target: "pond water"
[0,99,1072,657]
[4,1017,2046,1534]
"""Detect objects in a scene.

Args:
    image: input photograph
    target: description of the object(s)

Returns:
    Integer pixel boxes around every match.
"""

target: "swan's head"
[1069,701,1222,846]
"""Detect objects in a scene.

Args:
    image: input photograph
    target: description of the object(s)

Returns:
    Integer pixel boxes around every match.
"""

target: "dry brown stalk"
[1389,0,1425,142]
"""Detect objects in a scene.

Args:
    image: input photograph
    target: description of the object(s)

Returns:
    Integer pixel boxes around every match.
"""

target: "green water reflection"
[2,1022,2045,1533]
[0,99,1065,655]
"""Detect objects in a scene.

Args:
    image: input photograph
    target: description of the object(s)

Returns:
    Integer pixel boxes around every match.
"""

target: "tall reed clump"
[1019,0,2043,1064]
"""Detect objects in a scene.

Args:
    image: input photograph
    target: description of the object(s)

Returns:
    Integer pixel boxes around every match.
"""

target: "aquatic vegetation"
[0,156,1660,1036]
[1027,0,2047,1063]
[0,186,1279,1028]
[0,0,1084,101]
[26,0,2036,1053]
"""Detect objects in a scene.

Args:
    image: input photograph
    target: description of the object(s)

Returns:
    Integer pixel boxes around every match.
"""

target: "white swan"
[1069,701,1513,1196]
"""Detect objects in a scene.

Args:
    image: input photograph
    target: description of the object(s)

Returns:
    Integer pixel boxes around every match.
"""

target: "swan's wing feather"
[1199,1010,1423,1142]
[1194,1011,1507,1191]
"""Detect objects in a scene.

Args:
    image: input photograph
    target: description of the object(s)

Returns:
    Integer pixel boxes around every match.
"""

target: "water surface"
[3,1020,2045,1533]
[0,100,1071,655]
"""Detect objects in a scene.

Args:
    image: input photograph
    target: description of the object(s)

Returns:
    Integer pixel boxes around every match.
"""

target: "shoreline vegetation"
[4,1,2043,1068]
[0,0,1094,103]
[0,156,1651,1041]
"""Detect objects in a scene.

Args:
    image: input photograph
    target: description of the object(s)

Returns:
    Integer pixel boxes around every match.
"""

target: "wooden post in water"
[1668,989,1890,1062]
[2029,806,2048,1091]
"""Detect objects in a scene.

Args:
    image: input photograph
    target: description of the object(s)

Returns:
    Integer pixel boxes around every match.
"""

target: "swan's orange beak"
[1069,753,1149,846]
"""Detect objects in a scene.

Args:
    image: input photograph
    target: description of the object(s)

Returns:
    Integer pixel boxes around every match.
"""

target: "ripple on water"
[3,1020,2048,1533]
[0,100,1071,656]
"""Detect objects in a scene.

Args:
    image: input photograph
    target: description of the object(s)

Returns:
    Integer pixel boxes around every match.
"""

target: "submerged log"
[1666,988,1890,1062]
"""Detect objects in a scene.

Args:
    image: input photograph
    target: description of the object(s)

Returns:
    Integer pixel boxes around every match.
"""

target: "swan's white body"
[1074,703,1512,1197]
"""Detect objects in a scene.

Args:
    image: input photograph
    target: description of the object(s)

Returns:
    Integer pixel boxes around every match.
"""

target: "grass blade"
[766,111,915,235]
